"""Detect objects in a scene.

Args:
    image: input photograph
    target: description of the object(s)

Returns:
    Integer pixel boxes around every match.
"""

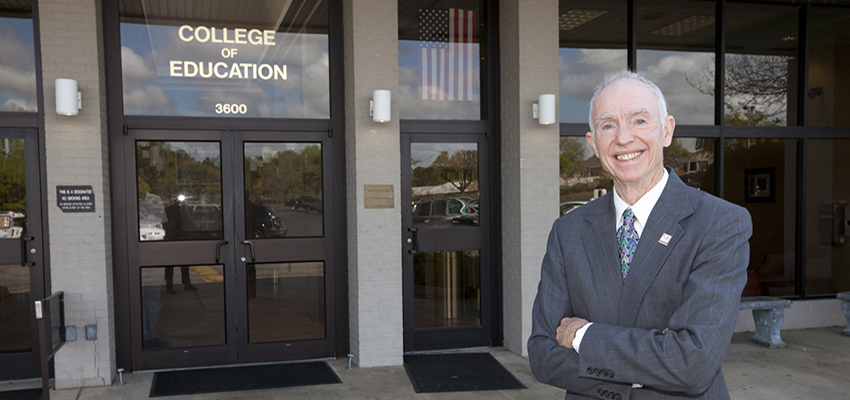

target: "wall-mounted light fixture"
[56,79,81,116]
[533,94,556,125]
[370,90,391,123]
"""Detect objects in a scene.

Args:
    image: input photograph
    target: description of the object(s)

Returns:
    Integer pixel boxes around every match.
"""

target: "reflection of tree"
[136,143,222,205]
[663,139,690,165]
[412,149,478,194]
[559,138,585,178]
[0,139,26,211]
[246,145,322,204]
[687,54,787,126]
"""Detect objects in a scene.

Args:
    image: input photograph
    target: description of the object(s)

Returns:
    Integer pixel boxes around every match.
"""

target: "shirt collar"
[613,168,669,236]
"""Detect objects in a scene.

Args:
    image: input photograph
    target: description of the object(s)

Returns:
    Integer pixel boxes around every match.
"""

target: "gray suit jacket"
[528,169,752,400]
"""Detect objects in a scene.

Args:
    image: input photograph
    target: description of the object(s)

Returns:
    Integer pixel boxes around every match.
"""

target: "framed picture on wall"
[745,168,775,203]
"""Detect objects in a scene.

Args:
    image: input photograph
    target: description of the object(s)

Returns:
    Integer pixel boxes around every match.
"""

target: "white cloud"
[2,98,36,112]
[123,85,173,110]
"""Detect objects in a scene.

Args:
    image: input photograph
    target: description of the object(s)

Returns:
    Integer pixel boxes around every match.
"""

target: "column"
[342,0,403,367]
[499,0,561,356]
[39,0,115,388]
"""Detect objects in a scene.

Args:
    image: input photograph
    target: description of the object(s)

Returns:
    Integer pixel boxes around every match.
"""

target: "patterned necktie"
[617,208,639,280]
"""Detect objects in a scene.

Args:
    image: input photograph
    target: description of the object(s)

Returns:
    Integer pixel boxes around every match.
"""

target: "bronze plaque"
[364,184,394,209]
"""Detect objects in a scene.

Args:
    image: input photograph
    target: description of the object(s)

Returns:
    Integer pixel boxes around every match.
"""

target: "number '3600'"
[215,103,247,114]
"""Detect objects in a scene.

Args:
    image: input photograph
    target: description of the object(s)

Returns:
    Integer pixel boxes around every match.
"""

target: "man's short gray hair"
[587,70,669,136]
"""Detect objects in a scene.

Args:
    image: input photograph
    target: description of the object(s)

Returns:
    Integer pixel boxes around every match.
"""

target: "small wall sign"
[57,186,96,213]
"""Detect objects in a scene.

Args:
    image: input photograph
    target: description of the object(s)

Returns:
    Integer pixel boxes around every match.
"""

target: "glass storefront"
[119,0,329,118]
[0,0,38,112]
[398,0,485,120]
[807,6,850,127]
[558,0,627,124]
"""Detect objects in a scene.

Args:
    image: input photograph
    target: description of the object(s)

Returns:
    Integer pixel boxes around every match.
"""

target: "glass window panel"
[805,139,850,296]
[664,138,716,194]
[0,1,37,112]
[137,141,223,241]
[119,0,329,118]
[413,250,480,329]
[398,0,485,120]
[725,3,799,127]
[559,137,612,216]
[244,143,322,238]
[411,142,479,227]
[0,136,29,354]
[637,0,715,125]
[247,262,325,343]
[807,6,850,127]
[558,0,627,123]
[141,265,225,349]
[726,138,797,297]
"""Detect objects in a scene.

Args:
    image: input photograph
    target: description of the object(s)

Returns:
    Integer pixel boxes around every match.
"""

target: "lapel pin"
[658,233,672,246]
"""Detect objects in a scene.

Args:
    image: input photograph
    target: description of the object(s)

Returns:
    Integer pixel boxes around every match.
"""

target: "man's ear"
[586,131,599,157]
[662,115,675,147]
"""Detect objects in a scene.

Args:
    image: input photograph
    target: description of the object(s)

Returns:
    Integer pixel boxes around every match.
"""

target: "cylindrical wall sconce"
[56,79,81,116]
[370,90,391,123]
[533,94,556,125]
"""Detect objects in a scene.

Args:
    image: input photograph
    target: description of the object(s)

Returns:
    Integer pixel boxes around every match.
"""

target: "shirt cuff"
[572,322,592,353]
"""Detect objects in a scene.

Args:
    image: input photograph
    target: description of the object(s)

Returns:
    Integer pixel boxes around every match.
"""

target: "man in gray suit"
[528,70,752,400]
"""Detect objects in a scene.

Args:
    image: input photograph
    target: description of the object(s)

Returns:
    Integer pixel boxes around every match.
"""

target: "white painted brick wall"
[343,0,403,368]
[39,0,115,389]
[499,0,560,357]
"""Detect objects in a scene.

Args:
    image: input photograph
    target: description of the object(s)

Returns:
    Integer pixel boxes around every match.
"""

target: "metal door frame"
[401,132,492,352]
[0,127,47,380]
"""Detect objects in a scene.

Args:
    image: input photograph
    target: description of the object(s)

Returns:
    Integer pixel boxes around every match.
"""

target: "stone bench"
[838,292,850,337]
[739,296,793,348]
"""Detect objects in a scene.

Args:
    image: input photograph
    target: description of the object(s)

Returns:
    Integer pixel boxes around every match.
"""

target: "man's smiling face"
[586,79,674,199]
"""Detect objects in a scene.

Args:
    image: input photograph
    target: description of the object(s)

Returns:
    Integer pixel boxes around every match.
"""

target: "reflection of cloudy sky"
[0,17,38,112]
[559,48,714,125]
[120,22,329,118]
[244,142,320,159]
[411,142,477,168]
[398,41,481,120]
[166,142,220,162]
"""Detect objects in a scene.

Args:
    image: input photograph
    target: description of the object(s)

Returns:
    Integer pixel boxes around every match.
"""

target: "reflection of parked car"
[0,211,25,239]
[139,215,165,241]
[559,201,587,216]
[292,195,322,212]
[413,198,476,227]
[248,202,287,238]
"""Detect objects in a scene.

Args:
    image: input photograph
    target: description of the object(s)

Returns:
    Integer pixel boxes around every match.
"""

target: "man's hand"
[556,317,589,349]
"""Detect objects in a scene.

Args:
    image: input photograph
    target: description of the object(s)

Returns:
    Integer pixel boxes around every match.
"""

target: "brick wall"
[499,0,561,357]
[39,0,115,388]
[343,0,403,367]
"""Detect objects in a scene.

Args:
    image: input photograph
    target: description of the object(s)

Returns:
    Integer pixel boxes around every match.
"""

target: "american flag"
[418,8,478,101]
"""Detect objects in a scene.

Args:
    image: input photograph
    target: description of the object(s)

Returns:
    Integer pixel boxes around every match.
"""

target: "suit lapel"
[617,171,694,327]
[582,195,623,319]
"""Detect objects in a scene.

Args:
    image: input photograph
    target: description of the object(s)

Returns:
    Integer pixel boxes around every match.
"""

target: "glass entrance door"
[402,133,491,351]
[0,128,45,380]
[126,129,335,370]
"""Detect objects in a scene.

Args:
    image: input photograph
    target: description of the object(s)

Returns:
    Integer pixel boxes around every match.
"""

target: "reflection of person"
[165,266,197,294]
[141,280,169,349]
[528,71,752,399]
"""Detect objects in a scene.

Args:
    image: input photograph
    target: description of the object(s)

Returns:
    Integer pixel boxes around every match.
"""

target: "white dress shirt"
[572,168,669,353]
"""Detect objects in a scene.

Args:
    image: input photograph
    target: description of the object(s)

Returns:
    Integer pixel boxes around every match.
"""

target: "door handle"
[241,240,255,262]
[20,235,26,267]
[408,227,419,255]
[215,241,228,263]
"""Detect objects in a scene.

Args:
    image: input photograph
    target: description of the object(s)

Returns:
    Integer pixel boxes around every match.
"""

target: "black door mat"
[149,361,341,397]
[0,388,41,400]
[403,353,526,393]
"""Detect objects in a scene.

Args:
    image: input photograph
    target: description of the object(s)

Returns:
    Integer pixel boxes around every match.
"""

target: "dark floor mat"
[0,388,42,400]
[403,353,526,393]
[149,361,341,397]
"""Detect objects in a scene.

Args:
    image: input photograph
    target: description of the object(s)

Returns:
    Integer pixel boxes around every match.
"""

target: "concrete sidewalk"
[3,327,848,399]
